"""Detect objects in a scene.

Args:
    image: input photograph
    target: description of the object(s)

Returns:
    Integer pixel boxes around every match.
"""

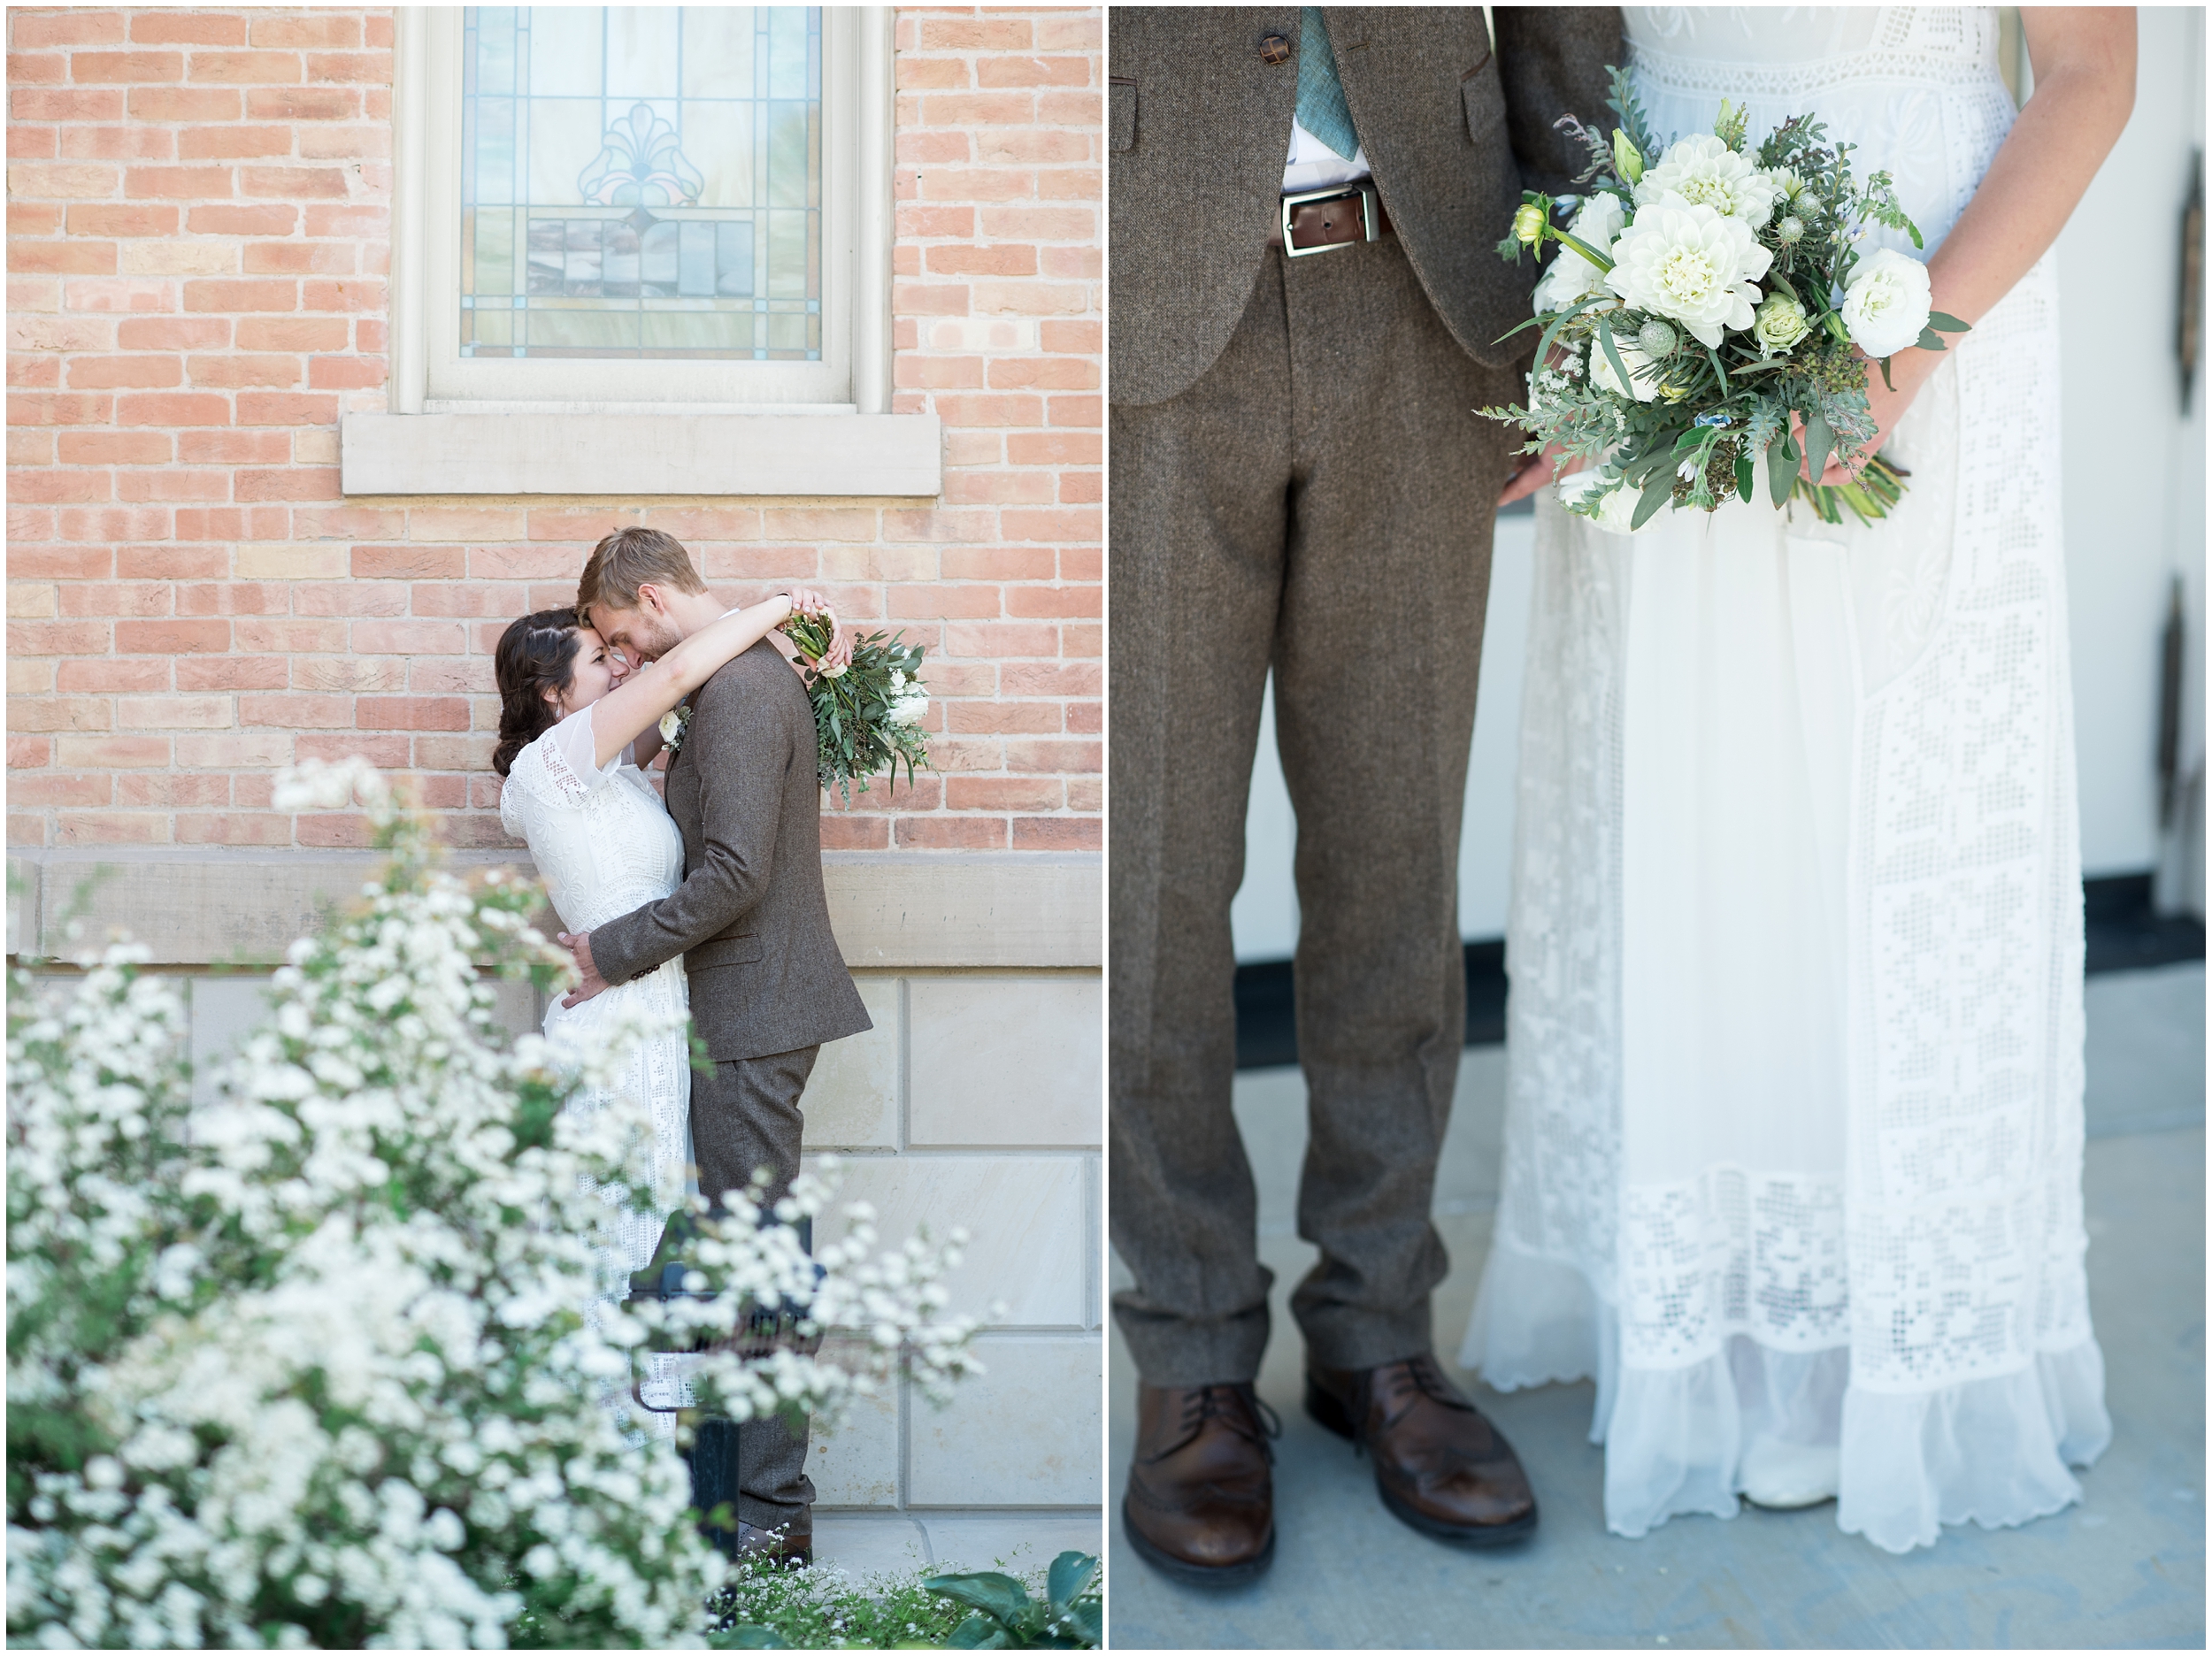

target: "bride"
[491,585,842,1437]
[1465,8,2135,1552]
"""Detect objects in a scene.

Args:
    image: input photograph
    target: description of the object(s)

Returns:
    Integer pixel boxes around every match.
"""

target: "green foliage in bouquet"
[1485,65,1971,530]
[781,611,934,806]
[6,758,979,1650]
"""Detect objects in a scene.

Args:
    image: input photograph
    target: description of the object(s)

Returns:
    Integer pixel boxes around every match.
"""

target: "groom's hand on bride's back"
[557,931,610,1008]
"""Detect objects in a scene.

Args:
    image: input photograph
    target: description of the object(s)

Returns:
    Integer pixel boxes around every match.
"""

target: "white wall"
[2055,4,2206,878]
[1234,14,2207,960]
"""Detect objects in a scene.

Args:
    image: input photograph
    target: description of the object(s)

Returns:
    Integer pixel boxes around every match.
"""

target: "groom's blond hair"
[576,525,706,617]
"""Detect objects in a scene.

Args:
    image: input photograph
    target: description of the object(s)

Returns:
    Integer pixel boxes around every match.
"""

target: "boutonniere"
[659,704,693,756]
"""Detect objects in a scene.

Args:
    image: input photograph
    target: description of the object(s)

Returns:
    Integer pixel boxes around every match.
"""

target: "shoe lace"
[1380,1353,1476,1415]
[1169,1383,1282,1462]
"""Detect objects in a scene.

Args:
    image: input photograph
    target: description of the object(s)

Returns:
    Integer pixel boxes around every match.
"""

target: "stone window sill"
[339,410,941,498]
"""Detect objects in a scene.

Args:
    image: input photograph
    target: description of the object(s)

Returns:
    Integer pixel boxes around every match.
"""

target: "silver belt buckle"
[1280,181,1379,257]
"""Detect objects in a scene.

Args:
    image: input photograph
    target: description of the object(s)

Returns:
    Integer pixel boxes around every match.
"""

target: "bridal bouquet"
[1485,68,1969,529]
[779,609,933,804]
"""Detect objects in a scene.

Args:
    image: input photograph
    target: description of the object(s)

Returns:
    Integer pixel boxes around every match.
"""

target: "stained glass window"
[459,7,822,362]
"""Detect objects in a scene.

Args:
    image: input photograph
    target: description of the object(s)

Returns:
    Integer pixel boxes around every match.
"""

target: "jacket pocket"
[1461,51,1500,147]
[686,933,763,970]
[1110,76,1137,151]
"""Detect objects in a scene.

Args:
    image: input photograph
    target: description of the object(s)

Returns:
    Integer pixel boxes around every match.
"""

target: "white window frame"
[343,4,938,496]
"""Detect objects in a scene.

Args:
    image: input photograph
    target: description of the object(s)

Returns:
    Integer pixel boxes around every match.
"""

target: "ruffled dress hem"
[1461,1242,2111,1554]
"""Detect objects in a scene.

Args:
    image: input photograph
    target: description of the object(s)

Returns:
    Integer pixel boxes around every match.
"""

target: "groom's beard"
[631,613,686,663]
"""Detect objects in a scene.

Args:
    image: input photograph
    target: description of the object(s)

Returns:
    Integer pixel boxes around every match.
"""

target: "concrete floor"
[1106,964,2206,1648]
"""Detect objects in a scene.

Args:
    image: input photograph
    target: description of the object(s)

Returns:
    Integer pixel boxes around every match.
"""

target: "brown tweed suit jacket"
[589,638,871,1062]
[1108,6,1624,408]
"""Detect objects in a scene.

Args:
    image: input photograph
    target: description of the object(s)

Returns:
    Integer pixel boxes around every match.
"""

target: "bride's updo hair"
[492,609,585,778]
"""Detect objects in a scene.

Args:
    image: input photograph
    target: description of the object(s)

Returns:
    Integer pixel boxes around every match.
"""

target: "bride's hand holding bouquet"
[1486,68,1971,531]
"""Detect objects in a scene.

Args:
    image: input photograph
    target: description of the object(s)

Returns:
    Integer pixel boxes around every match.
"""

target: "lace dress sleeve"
[540,704,624,807]
[501,705,623,837]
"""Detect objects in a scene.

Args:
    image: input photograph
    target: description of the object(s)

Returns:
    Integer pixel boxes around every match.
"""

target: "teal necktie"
[1296,7,1362,163]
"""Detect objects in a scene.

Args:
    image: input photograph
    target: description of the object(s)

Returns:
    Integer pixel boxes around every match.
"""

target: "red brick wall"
[6,6,1102,854]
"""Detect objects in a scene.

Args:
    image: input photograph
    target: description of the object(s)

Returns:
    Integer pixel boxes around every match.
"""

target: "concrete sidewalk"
[1106,964,2206,1648]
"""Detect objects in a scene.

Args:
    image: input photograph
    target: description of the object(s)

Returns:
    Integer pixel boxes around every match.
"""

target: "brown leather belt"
[1275,181,1391,256]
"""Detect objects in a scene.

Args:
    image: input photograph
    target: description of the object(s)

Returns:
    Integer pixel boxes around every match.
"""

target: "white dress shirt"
[1281,114,1371,194]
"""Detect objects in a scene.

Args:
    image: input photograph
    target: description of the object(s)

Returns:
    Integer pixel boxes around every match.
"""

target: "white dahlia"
[1532,192,1628,313]
[1634,133,1781,228]
[1839,246,1933,359]
[1605,203,1771,349]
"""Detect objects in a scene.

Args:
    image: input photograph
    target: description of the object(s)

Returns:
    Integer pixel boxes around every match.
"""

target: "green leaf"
[927,1572,1033,1624]
[1046,1552,1099,1612]
[1914,326,1946,352]
[1529,293,1602,378]
[1065,1600,1103,1645]
[1767,430,1795,507]
[1631,469,1675,530]
[1597,312,1635,405]
[1879,354,1896,393]
[946,1613,1012,1650]
[1802,413,1832,487]
[722,1628,795,1650]
[1924,310,1970,332]
[1733,449,1755,502]
[1491,312,1548,346]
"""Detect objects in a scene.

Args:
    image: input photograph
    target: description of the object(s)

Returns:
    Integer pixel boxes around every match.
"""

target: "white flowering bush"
[8,759,979,1649]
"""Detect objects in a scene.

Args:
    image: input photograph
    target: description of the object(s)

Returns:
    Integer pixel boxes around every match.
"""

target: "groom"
[1110,7,1621,1582]
[557,525,872,1567]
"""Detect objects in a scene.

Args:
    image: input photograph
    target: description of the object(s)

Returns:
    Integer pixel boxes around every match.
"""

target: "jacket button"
[1258,33,1290,65]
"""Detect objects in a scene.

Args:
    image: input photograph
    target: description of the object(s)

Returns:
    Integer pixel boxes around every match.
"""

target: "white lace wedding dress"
[500,705,695,1443]
[1461,6,2110,1553]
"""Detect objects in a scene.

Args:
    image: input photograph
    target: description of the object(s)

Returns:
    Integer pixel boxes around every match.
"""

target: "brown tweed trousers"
[590,634,871,1528]
[1109,7,1622,1386]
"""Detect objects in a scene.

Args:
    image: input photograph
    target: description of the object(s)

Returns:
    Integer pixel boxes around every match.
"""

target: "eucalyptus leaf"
[1767,430,1794,507]
[1925,310,1970,331]
[1914,326,1946,352]
[1632,470,1674,530]
[1803,413,1832,487]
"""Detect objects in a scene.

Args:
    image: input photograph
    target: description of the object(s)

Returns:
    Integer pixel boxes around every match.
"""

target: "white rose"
[1532,192,1627,313]
[1605,203,1770,349]
[1588,336,1661,402]
[658,711,682,744]
[1839,246,1932,359]
[890,691,928,726]
[1634,133,1780,229]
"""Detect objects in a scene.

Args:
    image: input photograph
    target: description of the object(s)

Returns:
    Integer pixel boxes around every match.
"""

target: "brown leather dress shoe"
[1122,1382,1279,1586]
[1306,1353,1538,1545]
